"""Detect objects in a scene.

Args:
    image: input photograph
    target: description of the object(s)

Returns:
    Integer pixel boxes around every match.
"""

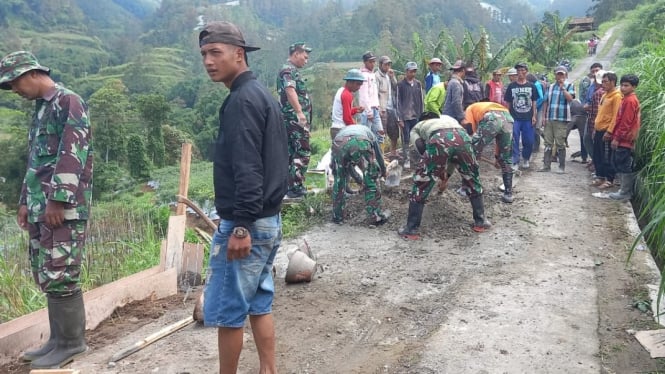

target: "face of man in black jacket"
[201,43,247,88]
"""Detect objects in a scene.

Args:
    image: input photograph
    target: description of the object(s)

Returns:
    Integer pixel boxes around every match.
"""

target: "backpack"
[463,79,484,108]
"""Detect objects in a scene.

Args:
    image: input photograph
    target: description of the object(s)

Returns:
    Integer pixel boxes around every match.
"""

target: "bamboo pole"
[176,143,192,216]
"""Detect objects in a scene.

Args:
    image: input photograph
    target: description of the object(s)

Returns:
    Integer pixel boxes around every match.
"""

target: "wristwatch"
[232,226,249,239]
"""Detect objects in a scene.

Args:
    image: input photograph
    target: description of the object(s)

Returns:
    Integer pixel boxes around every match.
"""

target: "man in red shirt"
[331,69,365,140]
[609,74,641,200]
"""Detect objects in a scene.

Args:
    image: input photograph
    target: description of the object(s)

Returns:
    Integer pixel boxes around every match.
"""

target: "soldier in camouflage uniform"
[461,101,515,203]
[398,113,491,239]
[0,51,92,369]
[331,125,390,225]
[277,42,312,199]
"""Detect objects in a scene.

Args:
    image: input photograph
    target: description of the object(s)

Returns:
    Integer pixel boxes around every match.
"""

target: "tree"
[88,79,131,164]
[126,134,151,180]
[136,94,169,167]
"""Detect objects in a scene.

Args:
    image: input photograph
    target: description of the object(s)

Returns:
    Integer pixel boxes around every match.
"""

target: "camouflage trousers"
[411,128,482,203]
[471,110,514,174]
[28,220,87,295]
[286,120,311,194]
[331,135,384,221]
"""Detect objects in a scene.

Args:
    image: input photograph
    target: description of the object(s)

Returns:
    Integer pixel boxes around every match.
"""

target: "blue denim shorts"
[203,214,282,328]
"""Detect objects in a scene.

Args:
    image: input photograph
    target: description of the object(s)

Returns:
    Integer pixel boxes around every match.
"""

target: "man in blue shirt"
[424,57,442,93]
[539,66,576,173]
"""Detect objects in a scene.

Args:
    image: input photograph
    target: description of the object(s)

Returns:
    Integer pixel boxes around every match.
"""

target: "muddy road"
[4,25,664,374]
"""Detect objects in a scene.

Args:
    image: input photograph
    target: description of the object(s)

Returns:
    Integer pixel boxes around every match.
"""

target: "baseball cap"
[594,69,606,84]
[344,68,365,82]
[362,51,377,61]
[0,51,50,90]
[378,56,392,64]
[449,60,465,70]
[514,62,528,70]
[507,68,517,76]
[492,69,503,75]
[289,42,312,55]
[405,61,418,71]
[554,66,568,74]
[429,57,443,65]
[199,21,260,51]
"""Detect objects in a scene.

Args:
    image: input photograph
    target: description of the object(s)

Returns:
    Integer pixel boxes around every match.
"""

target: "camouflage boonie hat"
[0,51,50,90]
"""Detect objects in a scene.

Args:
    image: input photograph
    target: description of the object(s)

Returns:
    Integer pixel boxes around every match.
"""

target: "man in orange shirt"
[461,101,515,203]
[592,72,622,189]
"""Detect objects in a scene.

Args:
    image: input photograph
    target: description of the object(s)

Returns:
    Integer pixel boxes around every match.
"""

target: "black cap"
[199,21,260,52]
[362,51,376,61]
[514,62,528,70]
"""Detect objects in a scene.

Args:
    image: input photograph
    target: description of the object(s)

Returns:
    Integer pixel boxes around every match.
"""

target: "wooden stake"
[176,143,192,216]
[108,316,195,364]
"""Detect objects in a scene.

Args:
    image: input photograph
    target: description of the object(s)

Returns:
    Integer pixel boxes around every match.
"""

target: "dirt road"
[4,26,664,374]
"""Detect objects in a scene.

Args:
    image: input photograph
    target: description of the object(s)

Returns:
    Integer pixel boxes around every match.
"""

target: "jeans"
[512,119,534,165]
[204,214,282,328]
[361,107,384,143]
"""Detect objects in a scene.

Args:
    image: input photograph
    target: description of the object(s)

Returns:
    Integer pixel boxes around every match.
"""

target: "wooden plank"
[30,369,80,374]
[635,330,665,358]
[165,215,186,272]
[0,266,177,363]
[181,243,204,286]
[175,143,192,216]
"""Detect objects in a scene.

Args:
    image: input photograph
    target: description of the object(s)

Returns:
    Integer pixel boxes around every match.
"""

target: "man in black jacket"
[199,21,288,374]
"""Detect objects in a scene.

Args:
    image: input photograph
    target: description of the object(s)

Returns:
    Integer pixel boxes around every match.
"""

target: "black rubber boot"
[31,291,87,369]
[501,172,513,203]
[537,147,552,172]
[22,298,57,361]
[398,201,425,239]
[470,195,492,232]
[556,148,566,174]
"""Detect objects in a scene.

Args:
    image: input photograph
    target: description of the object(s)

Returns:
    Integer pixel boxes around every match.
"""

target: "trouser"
[592,130,615,182]
[583,117,595,160]
[28,220,87,295]
[471,110,513,174]
[410,128,482,203]
[402,119,419,155]
[286,120,311,193]
[380,108,399,150]
[571,114,589,160]
[331,135,384,221]
[361,107,384,143]
[543,120,569,155]
[512,119,534,164]
[612,146,634,174]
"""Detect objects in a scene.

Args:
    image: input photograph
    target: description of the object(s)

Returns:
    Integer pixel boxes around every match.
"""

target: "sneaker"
[522,160,530,169]
[403,160,411,169]
[511,164,519,172]
[609,190,631,201]
[501,192,514,203]
[332,216,344,224]
[537,166,551,172]
[555,167,565,174]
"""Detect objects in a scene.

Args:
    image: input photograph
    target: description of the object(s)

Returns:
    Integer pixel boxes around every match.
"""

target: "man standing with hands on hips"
[200,21,288,374]
[278,42,312,199]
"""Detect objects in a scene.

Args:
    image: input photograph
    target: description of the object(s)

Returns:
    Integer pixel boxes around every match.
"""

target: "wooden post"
[176,143,192,216]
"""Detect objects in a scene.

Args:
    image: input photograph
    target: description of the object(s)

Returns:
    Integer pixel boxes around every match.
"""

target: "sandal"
[597,181,613,189]
[590,178,605,186]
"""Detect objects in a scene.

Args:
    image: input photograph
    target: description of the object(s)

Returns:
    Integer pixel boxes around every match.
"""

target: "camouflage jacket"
[20,83,93,223]
[276,61,311,122]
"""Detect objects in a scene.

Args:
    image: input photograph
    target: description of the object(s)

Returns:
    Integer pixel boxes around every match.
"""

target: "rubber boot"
[31,291,87,369]
[470,195,492,232]
[537,147,552,172]
[556,147,566,174]
[501,172,513,203]
[22,298,57,361]
[609,172,636,200]
[398,201,425,239]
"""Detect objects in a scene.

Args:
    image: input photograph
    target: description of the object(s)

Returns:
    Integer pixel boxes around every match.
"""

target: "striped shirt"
[545,81,575,121]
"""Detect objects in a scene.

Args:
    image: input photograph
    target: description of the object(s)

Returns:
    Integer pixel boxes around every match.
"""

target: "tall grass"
[0,196,165,322]
[624,40,665,310]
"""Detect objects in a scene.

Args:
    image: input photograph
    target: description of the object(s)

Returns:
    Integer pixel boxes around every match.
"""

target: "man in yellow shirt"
[592,72,622,189]
[461,101,515,203]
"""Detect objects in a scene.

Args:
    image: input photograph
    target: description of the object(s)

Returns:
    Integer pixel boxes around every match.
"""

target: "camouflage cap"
[0,51,50,90]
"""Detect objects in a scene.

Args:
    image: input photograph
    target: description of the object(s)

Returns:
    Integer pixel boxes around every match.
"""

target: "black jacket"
[214,71,288,229]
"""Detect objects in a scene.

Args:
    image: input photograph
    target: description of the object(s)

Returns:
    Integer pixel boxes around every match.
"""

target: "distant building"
[568,17,595,31]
